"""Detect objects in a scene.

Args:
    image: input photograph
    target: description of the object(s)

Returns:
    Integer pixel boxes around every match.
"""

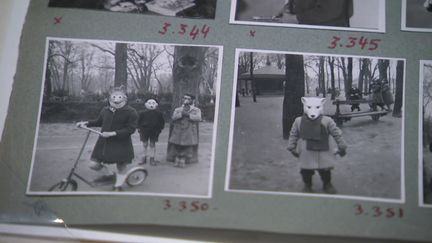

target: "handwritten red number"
[190,201,200,212]
[201,203,209,211]
[189,25,200,40]
[372,206,382,217]
[399,208,404,218]
[179,201,187,212]
[358,36,368,49]
[163,200,171,210]
[201,25,210,38]
[354,204,363,215]
[328,36,341,49]
[158,22,171,35]
[346,37,357,48]
[178,24,188,35]
[369,39,381,51]
[385,208,395,218]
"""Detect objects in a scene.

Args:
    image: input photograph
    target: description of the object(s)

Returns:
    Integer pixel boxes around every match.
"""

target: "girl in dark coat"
[77,86,138,190]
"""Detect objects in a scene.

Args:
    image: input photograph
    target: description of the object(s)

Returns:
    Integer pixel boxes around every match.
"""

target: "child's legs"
[142,140,149,155]
[149,139,156,158]
[300,169,315,186]
[114,162,128,188]
[317,168,332,185]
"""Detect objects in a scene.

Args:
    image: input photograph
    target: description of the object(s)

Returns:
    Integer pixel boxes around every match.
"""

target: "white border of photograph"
[225,48,406,204]
[26,37,224,198]
[419,60,432,207]
[229,0,386,33]
[401,0,432,32]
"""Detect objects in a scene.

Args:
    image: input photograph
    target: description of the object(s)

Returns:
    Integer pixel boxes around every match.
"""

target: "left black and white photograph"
[27,37,222,197]
[48,0,218,19]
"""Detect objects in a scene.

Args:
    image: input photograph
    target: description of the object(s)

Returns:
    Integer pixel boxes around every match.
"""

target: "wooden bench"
[331,99,390,126]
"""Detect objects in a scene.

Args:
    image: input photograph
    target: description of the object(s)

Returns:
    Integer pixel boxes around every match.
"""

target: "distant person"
[167,94,202,168]
[293,0,353,27]
[381,81,394,111]
[349,85,361,112]
[369,79,385,111]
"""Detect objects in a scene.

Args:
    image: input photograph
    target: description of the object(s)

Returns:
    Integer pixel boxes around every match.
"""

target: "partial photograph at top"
[230,0,386,32]
[402,0,432,32]
[48,0,217,19]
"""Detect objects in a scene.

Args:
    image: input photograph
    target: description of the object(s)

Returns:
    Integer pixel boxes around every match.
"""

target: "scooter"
[48,126,148,192]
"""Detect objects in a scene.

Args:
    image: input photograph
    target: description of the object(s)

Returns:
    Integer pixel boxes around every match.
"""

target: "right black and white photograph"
[402,0,432,32]
[420,60,432,207]
[226,49,405,202]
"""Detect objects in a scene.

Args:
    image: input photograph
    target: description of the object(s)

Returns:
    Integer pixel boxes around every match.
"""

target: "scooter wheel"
[48,179,78,192]
[126,169,148,186]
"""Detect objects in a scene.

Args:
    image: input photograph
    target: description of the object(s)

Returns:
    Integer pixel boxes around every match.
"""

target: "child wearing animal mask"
[287,97,347,194]
[138,98,165,166]
[76,86,138,191]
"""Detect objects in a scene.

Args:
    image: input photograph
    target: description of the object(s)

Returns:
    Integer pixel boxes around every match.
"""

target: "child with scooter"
[76,85,138,191]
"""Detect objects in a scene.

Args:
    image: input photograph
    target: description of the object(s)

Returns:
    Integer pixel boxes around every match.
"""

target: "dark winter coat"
[168,105,201,146]
[138,110,165,138]
[87,105,138,164]
[294,0,353,27]
[287,116,347,169]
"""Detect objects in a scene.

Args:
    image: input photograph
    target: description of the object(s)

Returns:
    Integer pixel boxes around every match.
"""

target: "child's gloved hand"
[291,151,300,158]
[76,121,88,128]
[100,132,117,138]
[288,149,299,158]
[337,148,346,157]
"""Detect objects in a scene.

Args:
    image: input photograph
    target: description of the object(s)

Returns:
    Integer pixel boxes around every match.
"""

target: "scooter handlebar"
[78,125,103,136]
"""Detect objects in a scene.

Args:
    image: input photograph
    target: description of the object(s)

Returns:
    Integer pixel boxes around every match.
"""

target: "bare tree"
[283,54,305,139]
[392,60,404,117]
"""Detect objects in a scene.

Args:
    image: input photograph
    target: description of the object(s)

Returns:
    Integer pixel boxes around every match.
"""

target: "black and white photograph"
[420,60,432,207]
[48,0,217,19]
[27,37,222,197]
[402,0,432,32]
[230,0,386,32]
[226,49,405,202]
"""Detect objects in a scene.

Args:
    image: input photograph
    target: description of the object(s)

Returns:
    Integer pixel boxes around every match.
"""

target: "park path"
[229,95,402,199]
[29,122,215,196]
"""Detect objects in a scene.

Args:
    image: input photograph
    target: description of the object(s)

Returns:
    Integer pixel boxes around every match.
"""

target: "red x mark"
[249,30,256,37]
[54,17,62,25]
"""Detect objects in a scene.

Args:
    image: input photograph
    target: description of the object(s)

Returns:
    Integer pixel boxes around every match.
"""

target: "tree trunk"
[347,57,353,96]
[283,54,305,139]
[378,59,390,83]
[393,60,404,117]
[172,46,207,109]
[250,52,257,102]
[318,56,325,97]
[45,45,53,100]
[114,43,128,88]
[328,57,336,100]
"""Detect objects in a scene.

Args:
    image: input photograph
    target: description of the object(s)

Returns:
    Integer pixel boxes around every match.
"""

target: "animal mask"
[302,97,326,120]
[145,98,159,110]
[109,86,127,109]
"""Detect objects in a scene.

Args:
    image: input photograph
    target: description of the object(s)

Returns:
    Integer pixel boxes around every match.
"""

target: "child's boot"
[319,169,337,194]
[178,157,186,168]
[140,156,147,165]
[89,161,103,171]
[300,169,314,193]
[149,157,157,166]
